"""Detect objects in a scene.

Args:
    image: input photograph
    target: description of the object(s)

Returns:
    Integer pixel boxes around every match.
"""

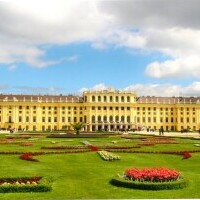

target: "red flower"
[124,167,180,182]
[182,152,191,159]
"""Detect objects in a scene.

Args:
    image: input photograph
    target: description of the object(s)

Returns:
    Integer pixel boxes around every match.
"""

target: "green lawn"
[0,133,199,199]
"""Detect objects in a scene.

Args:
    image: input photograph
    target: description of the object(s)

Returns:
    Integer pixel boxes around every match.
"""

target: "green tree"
[70,122,85,135]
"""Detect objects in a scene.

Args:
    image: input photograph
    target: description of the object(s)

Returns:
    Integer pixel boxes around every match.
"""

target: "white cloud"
[13,86,62,95]
[0,0,200,80]
[81,82,200,97]
[65,55,79,62]
[79,83,113,93]
[0,0,114,67]
[124,82,200,96]
[8,64,17,71]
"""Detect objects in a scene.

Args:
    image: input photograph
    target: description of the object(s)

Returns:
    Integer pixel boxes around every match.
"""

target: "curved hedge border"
[110,176,188,190]
[0,177,52,193]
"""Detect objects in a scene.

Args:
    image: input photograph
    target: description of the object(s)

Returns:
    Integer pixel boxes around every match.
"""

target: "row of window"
[137,111,196,116]
[137,117,196,123]
[137,107,196,111]
[2,116,84,123]
[91,106,130,111]
[91,115,131,123]
[86,95,131,103]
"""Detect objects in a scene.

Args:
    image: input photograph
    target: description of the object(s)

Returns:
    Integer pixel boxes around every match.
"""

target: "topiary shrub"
[0,177,52,193]
[110,167,188,190]
[110,176,188,190]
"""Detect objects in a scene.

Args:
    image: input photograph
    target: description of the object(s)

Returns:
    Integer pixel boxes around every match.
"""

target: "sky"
[0,0,200,97]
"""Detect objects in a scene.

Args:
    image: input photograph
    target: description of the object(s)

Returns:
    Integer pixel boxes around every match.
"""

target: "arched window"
[92,96,95,102]
[127,96,130,102]
[109,116,113,122]
[98,96,101,102]
[115,116,119,122]
[121,116,124,122]
[103,115,107,122]
[121,96,124,102]
[98,116,101,122]
[127,116,130,123]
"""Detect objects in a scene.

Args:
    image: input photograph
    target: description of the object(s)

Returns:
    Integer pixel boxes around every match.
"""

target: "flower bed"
[124,167,180,182]
[88,145,98,151]
[19,152,44,162]
[41,145,87,150]
[138,137,178,146]
[0,176,52,193]
[97,150,120,161]
[19,142,33,146]
[97,145,141,150]
[110,167,188,190]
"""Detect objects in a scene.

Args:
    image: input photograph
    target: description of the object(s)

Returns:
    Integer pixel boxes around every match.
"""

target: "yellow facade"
[0,90,200,132]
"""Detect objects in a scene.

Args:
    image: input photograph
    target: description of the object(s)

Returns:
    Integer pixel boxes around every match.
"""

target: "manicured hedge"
[110,176,188,190]
[0,177,52,193]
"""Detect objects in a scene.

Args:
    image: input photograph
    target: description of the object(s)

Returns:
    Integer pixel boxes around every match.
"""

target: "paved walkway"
[134,131,200,139]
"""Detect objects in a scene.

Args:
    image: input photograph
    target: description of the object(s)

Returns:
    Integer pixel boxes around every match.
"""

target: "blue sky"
[0,0,200,96]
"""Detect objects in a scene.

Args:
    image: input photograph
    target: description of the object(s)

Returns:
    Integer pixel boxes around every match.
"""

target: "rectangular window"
[48,117,51,123]
[33,116,36,122]
[54,117,57,122]
[148,117,151,123]
[137,117,140,123]
[143,117,145,123]
[181,117,183,123]
[19,116,22,122]
[26,116,29,122]
[62,117,65,123]
[160,117,163,123]
[153,117,156,123]
[98,106,101,110]
[74,117,77,122]
[193,117,195,123]
[115,96,119,102]
[68,117,71,122]
[42,117,45,122]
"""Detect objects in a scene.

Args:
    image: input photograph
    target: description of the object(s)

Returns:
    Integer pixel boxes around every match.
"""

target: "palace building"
[0,89,200,132]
